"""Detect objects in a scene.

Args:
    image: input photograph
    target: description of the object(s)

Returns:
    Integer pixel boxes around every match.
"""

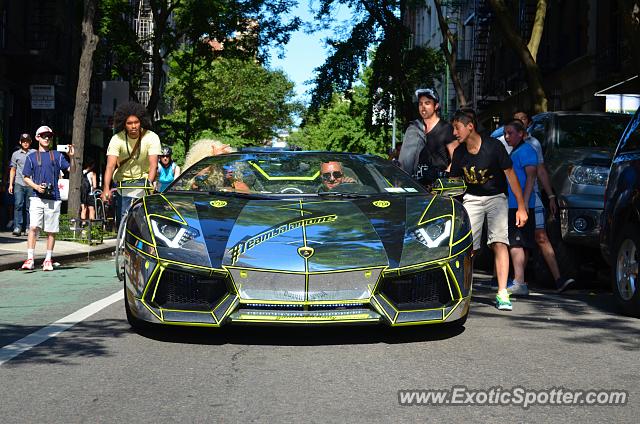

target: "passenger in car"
[190,163,250,192]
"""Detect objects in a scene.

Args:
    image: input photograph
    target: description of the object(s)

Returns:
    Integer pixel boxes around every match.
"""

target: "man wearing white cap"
[20,126,74,271]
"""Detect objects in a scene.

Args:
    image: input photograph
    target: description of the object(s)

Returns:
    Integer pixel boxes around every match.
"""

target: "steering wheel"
[280,186,304,194]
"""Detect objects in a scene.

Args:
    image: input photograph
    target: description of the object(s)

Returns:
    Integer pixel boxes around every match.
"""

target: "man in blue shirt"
[21,126,74,271]
[504,120,538,296]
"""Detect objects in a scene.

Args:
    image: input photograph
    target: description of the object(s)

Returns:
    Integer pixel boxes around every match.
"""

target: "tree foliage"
[308,0,445,129]
[162,54,301,152]
[96,0,300,118]
[95,0,148,101]
[290,67,390,156]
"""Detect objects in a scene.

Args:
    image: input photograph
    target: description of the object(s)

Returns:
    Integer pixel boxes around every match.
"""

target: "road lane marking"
[0,290,123,366]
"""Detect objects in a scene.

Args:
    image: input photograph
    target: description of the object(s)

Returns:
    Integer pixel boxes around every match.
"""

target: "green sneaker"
[495,292,512,311]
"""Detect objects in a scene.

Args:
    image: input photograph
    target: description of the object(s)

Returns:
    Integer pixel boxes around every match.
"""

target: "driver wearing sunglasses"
[320,161,355,191]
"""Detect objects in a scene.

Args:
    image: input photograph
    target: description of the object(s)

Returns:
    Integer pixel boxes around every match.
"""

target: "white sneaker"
[21,258,35,270]
[42,259,54,271]
[508,282,529,296]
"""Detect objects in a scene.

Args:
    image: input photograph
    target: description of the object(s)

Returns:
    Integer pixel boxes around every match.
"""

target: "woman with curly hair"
[100,101,162,220]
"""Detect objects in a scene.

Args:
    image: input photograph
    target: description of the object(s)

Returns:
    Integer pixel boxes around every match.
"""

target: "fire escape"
[133,0,153,109]
[472,0,492,110]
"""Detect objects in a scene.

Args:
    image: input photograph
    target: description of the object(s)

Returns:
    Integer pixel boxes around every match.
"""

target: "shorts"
[29,196,61,233]
[462,193,509,250]
[534,193,545,230]
[80,185,93,206]
[508,208,536,249]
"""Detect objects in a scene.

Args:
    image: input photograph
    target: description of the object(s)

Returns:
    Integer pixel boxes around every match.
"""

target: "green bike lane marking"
[0,259,123,347]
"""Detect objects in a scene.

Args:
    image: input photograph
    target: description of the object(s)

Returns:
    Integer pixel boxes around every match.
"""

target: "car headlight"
[412,218,452,248]
[568,165,609,186]
[150,217,200,248]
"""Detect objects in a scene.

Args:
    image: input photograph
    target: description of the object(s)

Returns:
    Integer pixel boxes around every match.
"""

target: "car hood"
[552,147,613,167]
[144,193,467,272]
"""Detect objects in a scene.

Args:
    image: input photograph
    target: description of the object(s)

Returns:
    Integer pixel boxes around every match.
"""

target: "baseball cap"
[19,133,31,141]
[415,88,439,103]
[35,125,54,136]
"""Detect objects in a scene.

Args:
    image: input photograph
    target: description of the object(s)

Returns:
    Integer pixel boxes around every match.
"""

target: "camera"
[56,144,69,153]
[40,183,55,199]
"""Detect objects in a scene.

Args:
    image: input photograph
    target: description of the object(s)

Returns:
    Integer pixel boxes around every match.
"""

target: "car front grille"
[379,268,452,310]
[152,270,228,311]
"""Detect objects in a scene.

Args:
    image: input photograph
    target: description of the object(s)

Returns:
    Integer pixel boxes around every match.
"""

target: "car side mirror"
[430,177,467,197]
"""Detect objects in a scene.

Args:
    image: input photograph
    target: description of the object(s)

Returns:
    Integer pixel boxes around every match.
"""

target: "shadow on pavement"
[470,281,640,351]
[1,319,131,367]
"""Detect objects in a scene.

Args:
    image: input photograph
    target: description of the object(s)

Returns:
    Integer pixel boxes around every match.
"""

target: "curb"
[0,244,116,272]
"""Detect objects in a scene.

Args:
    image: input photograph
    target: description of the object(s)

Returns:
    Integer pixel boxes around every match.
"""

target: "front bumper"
[125,249,473,327]
[559,208,602,247]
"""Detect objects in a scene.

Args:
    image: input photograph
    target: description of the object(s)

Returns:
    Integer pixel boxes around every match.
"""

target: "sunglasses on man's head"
[321,171,343,181]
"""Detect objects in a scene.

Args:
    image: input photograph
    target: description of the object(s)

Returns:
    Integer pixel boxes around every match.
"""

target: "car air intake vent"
[380,268,452,310]
[153,270,227,311]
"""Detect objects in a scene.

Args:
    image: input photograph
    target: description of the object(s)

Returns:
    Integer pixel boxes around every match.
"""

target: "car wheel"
[124,284,151,330]
[444,311,468,328]
[546,217,579,281]
[612,223,640,317]
[114,213,128,282]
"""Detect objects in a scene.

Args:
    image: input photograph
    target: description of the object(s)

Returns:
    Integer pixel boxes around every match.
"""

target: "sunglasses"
[39,133,53,139]
[321,171,343,181]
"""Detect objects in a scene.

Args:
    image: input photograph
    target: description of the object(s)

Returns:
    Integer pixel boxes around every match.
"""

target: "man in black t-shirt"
[398,88,458,185]
[449,108,528,312]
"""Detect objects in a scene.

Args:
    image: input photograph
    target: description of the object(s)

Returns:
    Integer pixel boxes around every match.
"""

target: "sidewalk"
[0,231,116,271]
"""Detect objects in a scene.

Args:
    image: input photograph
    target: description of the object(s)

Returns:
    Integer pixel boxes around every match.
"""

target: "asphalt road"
[0,258,638,423]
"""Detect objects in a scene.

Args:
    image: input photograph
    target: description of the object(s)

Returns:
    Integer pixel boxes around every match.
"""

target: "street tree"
[146,0,300,118]
[290,67,389,155]
[308,0,445,128]
[163,55,300,149]
[433,0,467,107]
[488,0,548,112]
[68,0,99,219]
[96,0,148,101]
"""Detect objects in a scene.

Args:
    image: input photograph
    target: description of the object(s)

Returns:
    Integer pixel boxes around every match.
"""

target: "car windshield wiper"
[317,191,370,198]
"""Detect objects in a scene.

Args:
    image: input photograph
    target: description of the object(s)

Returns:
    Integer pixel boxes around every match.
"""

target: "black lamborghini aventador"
[121,151,472,328]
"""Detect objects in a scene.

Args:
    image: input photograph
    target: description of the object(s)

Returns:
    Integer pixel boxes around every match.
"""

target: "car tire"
[546,217,579,281]
[611,222,640,317]
[446,311,468,328]
[114,216,127,282]
[124,284,151,331]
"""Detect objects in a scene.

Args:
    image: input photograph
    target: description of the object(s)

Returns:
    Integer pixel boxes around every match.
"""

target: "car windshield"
[557,114,631,148]
[169,152,426,196]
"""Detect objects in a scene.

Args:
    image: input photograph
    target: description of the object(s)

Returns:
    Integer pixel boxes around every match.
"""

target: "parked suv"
[600,107,640,316]
[528,111,631,279]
